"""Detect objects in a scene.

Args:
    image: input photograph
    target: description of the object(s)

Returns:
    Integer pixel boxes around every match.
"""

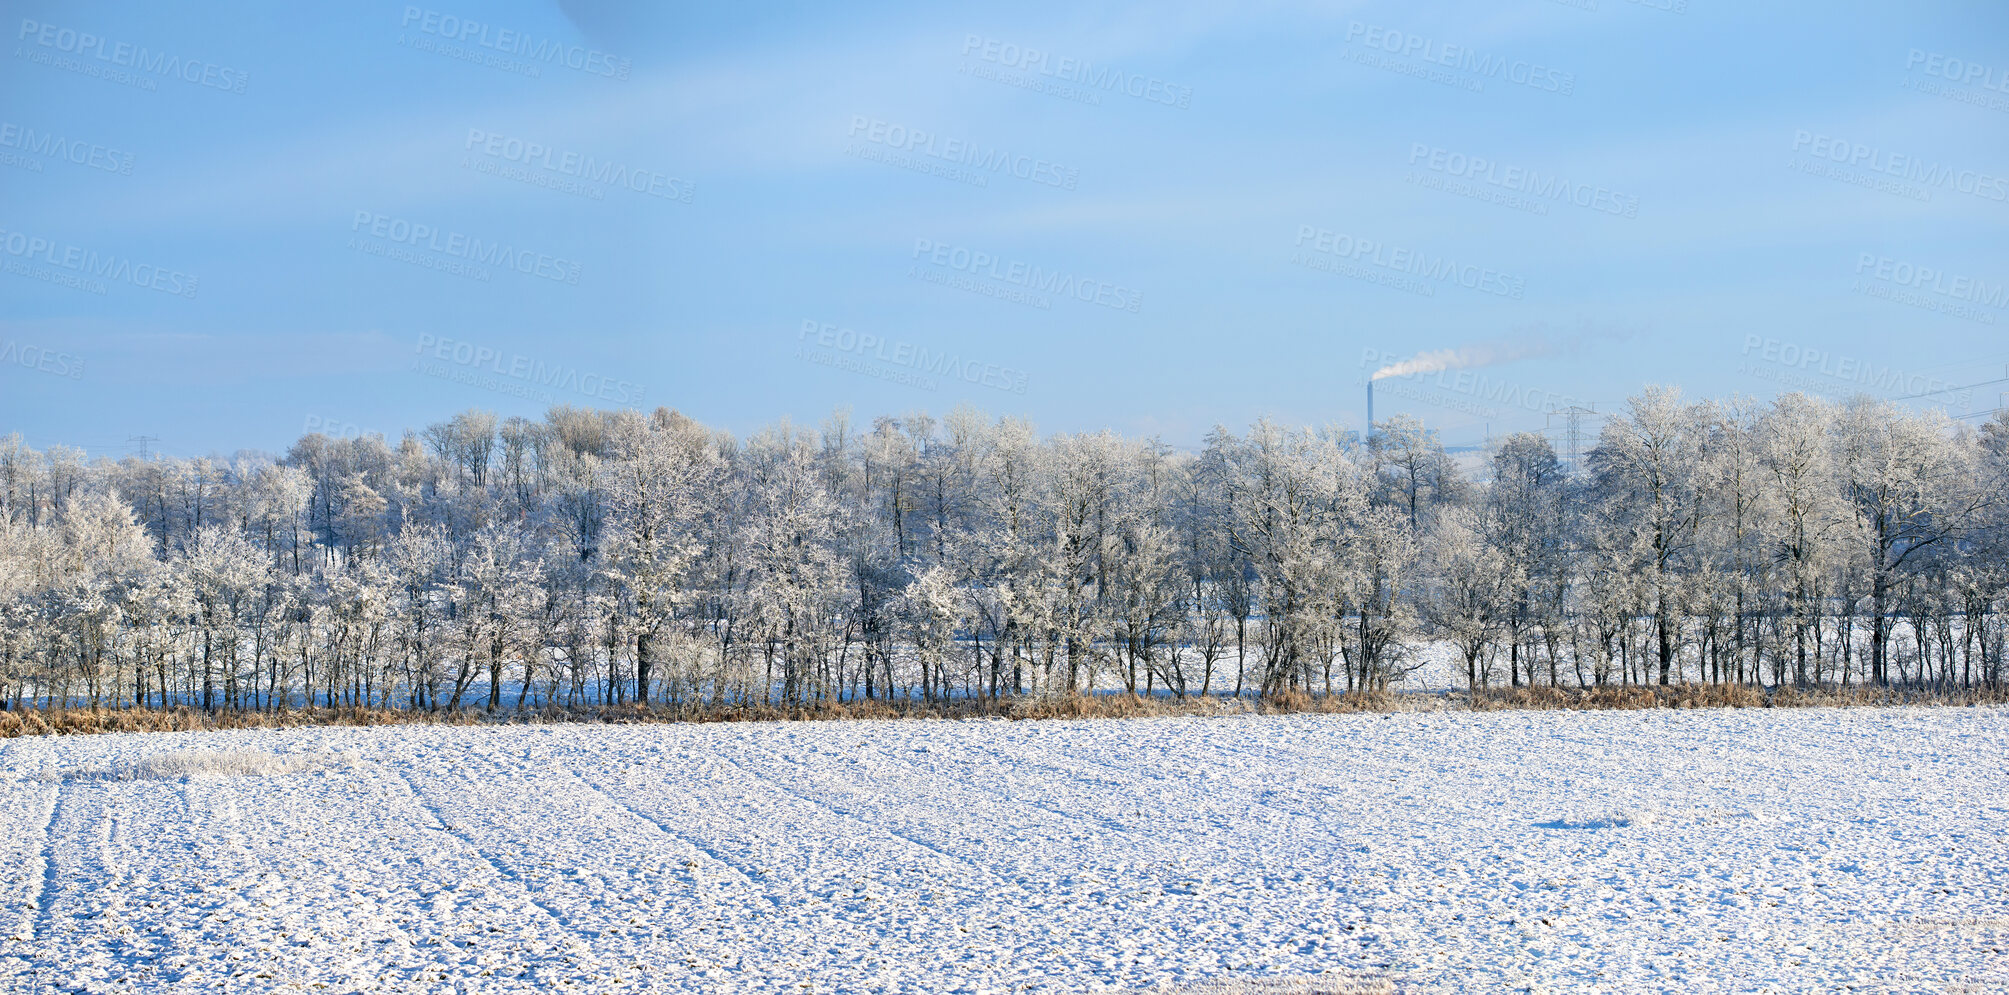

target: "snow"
[1,707,2005,994]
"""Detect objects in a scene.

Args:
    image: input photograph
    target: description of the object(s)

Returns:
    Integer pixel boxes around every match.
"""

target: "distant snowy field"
[2,709,2005,994]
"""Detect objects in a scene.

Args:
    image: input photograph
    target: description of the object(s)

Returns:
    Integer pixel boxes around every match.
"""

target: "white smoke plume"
[1369,322,1638,381]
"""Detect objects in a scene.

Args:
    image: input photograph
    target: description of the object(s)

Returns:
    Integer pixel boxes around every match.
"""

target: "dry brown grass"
[0,694,1257,738]
[1009,692,1257,720]
[1470,683,2009,711]
[1257,689,1397,715]
[4,682,2003,738]
[0,705,472,738]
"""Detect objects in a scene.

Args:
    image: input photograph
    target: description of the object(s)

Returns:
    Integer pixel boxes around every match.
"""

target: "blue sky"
[3,0,2007,458]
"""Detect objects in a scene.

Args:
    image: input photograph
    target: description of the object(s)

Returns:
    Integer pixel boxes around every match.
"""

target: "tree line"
[2,387,2005,714]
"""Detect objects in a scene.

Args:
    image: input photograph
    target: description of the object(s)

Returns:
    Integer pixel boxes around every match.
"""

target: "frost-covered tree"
[3,387,2005,715]
[1589,388,1708,685]
[599,411,716,704]
[1423,505,1516,690]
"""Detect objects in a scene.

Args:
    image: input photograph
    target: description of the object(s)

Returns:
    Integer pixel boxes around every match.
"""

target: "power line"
[1541,404,1602,471]
[1895,377,2009,401]
[1895,362,2009,403]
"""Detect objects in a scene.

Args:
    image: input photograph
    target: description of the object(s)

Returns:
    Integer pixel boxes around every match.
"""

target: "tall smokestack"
[1366,379,1374,441]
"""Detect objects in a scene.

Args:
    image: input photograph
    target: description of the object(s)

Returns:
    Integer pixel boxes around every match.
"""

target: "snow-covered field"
[1,708,2005,994]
